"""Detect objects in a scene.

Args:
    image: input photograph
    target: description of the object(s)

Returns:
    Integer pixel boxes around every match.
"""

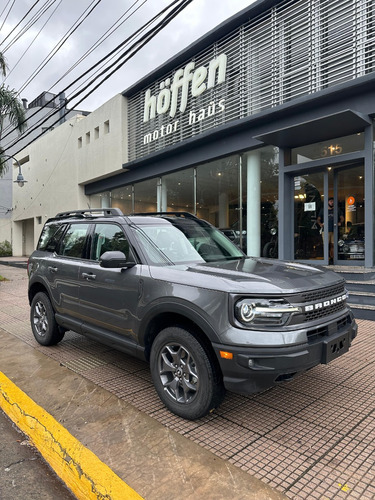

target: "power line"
[0,0,16,34]
[5,0,62,81]
[2,0,58,54]
[2,0,190,152]
[1,0,145,138]
[15,0,103,95]
[0,0,42,49]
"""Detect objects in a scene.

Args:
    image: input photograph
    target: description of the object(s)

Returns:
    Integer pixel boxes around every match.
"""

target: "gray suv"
[28,209,357,420]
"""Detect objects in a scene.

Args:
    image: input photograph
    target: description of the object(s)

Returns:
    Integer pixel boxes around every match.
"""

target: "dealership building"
[10,0,375,270]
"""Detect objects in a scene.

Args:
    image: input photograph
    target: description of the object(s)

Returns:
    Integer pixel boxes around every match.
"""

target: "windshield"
[132,219,244,265]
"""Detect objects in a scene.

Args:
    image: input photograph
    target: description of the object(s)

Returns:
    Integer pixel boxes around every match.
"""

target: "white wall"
[9,94,128,256]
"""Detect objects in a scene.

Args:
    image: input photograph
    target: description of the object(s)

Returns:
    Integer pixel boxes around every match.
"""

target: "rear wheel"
[30,292,65,346]
[150,327,225,420]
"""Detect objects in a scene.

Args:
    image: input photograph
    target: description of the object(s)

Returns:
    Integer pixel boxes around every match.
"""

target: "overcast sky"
[1,0,255,112]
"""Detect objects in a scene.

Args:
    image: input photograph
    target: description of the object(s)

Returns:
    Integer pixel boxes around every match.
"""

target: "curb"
[0,371,143,500]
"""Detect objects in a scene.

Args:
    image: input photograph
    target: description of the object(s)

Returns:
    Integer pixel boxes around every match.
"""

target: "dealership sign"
[142,53,227,145]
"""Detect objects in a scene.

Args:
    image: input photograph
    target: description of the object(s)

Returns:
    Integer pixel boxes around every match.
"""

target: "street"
[0,408,76,500]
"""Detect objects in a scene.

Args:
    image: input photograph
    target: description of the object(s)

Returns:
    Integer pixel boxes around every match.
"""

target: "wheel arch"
[140,304,222,373]
[28,280,50,306]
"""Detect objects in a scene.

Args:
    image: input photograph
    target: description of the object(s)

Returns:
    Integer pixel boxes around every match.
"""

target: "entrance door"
[293,164,365,265]
[335,165,365,264]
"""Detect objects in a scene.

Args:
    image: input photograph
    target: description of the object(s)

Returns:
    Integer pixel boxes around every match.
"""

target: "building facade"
[11,0,375,269]
[0,91,88,248]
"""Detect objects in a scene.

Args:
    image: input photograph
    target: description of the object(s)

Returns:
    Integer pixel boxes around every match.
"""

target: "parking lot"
[0,261,374,499]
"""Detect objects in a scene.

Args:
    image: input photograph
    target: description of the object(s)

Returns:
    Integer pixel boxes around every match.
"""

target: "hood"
[149,257,344,294]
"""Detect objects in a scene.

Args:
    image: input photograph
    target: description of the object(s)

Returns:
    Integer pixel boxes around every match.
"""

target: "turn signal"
[220,351,233,360]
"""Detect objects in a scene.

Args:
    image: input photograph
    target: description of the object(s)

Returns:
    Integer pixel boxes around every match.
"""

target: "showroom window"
[196,155,240,228]
[93,148,279,256]
[134,178,158,213]
[111,186,133,214]
[160,168,195,212]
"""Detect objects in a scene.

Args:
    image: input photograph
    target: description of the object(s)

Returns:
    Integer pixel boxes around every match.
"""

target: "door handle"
[48,266,58,273]
[81,272,96,280]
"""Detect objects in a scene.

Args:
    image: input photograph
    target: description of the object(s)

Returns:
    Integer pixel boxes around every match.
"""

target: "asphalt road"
[0,408,76,500]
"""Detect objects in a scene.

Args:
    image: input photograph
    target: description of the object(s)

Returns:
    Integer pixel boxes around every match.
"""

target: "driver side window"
[90,223,129,261]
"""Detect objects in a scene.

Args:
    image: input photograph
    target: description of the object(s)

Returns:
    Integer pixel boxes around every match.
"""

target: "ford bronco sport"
[28,209,357,420]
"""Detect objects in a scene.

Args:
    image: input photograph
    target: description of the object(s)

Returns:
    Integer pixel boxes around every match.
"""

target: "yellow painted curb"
[0,371,143,500]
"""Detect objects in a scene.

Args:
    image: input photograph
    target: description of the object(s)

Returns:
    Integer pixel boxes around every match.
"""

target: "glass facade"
[93,146,279,256]
[290,133,365,164]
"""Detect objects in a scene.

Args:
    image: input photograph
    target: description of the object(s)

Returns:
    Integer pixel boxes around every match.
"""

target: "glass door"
[293,172,324,261]
[335,165,365,265]
[293,164,365,265]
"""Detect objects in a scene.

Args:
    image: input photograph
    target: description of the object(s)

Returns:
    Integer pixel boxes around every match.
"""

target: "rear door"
[48,222,90,319]
[78,222,141,341]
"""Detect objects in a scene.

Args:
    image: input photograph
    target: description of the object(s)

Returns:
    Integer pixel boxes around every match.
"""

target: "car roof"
[45,210,202,227]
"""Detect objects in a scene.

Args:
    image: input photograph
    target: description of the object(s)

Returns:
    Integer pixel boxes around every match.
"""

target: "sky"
[1,0,255,112]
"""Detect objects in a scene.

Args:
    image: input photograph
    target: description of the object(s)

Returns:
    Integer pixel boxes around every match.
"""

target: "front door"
[293,164,365,265]
[335,165,365,265]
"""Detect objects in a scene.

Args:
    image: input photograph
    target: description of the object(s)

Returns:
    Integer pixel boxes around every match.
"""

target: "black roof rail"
[55,208,124,219]
[132,212,198,219]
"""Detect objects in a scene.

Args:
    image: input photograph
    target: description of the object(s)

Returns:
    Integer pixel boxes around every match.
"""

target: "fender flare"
[138,298,222,347]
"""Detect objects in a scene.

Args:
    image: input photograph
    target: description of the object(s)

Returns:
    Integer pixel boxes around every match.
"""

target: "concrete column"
[161,181,168,212]
[246,151,261,256]
[218,192,228,228]
[100,193,111,208]
[157,179,167,212]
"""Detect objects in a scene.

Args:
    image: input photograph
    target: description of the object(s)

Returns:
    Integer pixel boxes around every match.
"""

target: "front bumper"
[212,313,357,395]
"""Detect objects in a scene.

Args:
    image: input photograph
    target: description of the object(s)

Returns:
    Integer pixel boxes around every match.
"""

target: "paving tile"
[251,385,317,414]
[296,399,364,434]
[1,266,374,499]
[229,437,315,490]
[186,416,260,459]
[217,399,290,434]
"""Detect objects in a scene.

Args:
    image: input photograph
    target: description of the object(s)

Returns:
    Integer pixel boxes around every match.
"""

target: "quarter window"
[37,223,67,252]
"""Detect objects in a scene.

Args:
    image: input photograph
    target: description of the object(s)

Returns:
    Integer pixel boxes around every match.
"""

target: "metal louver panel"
[128,0,375,162]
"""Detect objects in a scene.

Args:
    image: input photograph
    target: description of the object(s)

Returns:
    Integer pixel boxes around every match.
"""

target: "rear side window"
[59,224,90,258]
[37,223,66,252]
[90,223,129,260]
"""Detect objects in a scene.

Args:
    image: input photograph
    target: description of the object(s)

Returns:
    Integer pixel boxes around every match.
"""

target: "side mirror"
[99,251,136,269]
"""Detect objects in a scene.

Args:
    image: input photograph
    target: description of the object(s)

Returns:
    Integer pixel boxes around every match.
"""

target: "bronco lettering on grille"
[304,294,347,312]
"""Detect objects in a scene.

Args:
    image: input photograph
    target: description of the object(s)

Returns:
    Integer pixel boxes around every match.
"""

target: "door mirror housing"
[99,251,136,269]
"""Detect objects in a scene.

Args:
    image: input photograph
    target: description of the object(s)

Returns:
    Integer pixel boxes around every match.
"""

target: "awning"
[254,110,371,148]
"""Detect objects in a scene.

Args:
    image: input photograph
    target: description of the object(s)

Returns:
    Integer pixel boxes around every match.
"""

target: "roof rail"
[55,208,124,218]
[132,212,198,219]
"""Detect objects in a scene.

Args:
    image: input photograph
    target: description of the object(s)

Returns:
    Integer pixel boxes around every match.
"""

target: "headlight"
[235,298,301,327]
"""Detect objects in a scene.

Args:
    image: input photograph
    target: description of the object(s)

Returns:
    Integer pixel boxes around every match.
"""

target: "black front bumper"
[213,314,358,395]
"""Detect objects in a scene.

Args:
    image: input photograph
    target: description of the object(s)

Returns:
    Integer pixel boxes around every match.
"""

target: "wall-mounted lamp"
[2,154,27,187]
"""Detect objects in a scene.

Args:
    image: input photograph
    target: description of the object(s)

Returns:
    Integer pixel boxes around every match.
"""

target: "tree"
[0,52,27,177]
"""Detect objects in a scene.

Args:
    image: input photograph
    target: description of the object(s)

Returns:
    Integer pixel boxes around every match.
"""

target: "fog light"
[248,359,255,368]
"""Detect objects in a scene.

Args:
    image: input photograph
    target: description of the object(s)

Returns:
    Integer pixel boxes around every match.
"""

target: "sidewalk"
[0,260,374,499]
[0,261,285,500]
[0,256,28,268]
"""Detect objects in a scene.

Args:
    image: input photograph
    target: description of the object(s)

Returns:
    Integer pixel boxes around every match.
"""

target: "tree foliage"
[0,52,27,177]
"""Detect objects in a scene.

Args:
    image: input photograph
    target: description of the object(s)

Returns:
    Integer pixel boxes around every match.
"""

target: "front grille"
[304,300,346,322]
[301,283,345,303]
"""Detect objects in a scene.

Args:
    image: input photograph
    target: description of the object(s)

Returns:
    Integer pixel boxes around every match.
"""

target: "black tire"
[150,327,225,420]
[30,292,65,346]
[263,241,277,258]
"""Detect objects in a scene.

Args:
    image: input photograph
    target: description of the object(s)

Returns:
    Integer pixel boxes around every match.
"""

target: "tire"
[263,241,277,258]
[150,327,225,420]
[30,292,65,346]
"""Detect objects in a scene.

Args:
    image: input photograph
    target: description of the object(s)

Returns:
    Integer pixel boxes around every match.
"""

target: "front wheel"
[150,327,225,420]
[30,292,65,346]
